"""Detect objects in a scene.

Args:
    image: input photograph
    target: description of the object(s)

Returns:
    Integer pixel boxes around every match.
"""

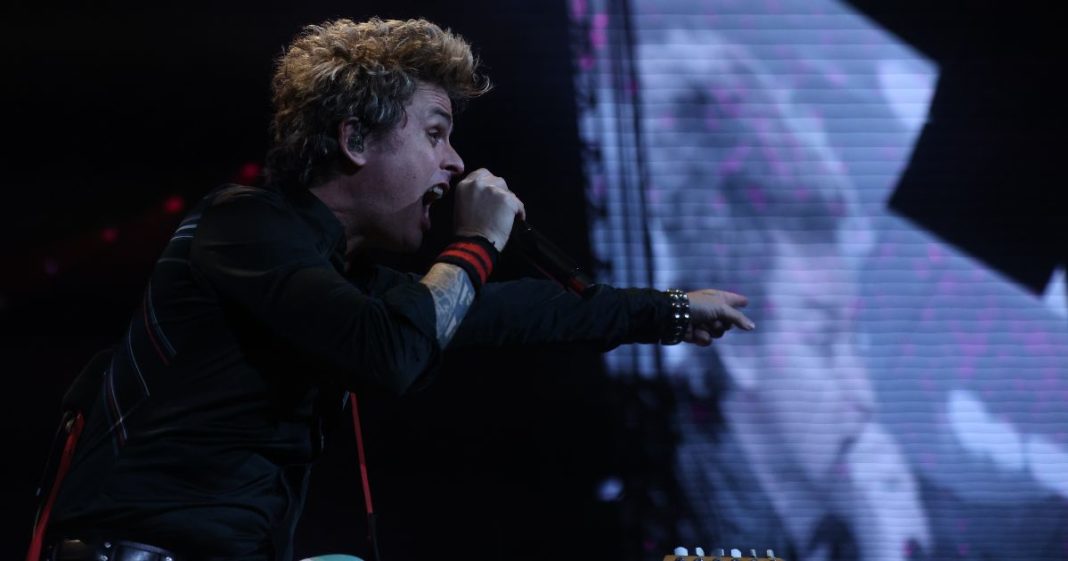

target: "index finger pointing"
[715,290,749,308]
[723,306,756,331]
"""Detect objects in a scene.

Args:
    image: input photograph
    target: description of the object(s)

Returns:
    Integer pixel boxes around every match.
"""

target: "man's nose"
[443,141,464,178]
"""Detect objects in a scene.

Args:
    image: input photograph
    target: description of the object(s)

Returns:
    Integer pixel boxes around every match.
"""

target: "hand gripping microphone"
[509,219,596,297]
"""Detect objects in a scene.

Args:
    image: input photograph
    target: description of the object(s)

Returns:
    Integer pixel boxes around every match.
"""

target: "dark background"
[2,2,647,559]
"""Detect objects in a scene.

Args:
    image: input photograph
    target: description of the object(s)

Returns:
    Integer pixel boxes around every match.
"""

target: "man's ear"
[339,118,368,167]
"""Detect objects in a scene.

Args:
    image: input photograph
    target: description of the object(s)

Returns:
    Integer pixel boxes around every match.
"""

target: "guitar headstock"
[663,547,784,561]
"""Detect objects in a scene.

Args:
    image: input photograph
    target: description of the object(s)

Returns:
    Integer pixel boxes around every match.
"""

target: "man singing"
[33,17,754,561]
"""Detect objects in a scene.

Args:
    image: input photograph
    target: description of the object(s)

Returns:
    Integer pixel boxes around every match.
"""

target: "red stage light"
[236,162,262,185]
[164,195,186,215]
[100,227,119,243]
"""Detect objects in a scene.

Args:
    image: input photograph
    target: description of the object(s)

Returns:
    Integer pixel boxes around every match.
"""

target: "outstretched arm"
[447,281,754,350]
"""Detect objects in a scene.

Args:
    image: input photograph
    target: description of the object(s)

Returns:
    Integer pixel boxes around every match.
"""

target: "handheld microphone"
[509,219,596,297]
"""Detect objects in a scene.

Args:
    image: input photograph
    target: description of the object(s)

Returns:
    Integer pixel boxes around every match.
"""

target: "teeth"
[426,185,445,202]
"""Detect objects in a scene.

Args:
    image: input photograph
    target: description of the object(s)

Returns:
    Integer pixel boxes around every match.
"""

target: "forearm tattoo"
[421,262,475,348]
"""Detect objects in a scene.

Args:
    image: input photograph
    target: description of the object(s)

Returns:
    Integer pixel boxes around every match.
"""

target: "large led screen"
[570,1,1068,559]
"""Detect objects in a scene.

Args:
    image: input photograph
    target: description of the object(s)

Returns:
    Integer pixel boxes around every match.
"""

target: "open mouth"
[423,184,446,205]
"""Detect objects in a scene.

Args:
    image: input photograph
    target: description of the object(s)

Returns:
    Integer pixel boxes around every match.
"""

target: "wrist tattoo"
[422,262,475,347]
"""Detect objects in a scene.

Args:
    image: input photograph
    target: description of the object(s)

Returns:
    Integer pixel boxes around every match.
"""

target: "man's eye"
[428,129,443,143]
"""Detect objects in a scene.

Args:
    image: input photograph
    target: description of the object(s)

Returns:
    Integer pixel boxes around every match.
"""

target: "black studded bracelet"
[660,288,691,345]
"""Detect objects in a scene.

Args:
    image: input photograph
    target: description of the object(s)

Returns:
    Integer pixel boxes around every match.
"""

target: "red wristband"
[434,236,499,292]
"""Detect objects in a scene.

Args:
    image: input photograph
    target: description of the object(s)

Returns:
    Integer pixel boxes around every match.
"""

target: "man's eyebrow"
[428,107,453,125]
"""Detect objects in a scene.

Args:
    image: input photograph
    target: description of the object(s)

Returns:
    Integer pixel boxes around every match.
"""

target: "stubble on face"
[335,84,462,253]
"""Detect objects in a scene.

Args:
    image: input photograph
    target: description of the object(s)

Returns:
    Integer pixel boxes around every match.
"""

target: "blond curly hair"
[266,18,491,187]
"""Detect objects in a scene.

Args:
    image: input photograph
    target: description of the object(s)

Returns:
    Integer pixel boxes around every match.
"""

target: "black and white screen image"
[570,1,1068,559]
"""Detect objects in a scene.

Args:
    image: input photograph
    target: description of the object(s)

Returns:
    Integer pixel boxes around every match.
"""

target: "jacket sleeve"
[450,278,673,350]
[189,191,440,395]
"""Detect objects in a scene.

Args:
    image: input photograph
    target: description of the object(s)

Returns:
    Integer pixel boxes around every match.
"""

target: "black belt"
[44,539,186,561]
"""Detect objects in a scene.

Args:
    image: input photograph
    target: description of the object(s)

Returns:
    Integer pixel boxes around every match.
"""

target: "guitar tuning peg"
[750,549,758,560]
[694,546,706,558]
[714,548,725,558]
[673,546,689,557]
[730,548,742,560]
[766,549,775,560]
